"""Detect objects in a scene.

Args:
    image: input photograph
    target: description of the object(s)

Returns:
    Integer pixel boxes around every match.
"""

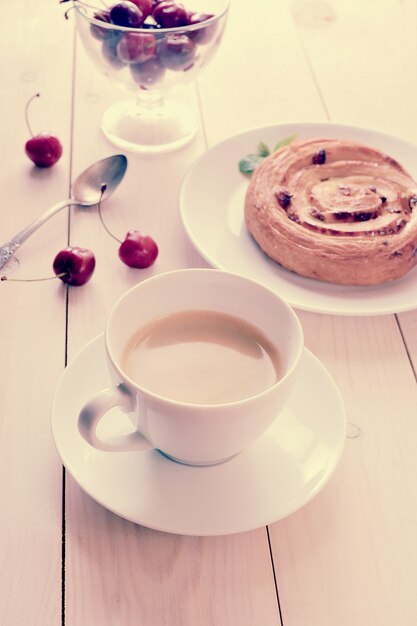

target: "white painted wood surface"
[1,0,417,624]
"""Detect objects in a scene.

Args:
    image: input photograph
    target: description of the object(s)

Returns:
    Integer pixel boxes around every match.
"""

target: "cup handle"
[78,385,154,452]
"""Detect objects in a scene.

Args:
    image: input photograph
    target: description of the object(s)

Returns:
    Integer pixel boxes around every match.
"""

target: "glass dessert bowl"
[73,0,230,153]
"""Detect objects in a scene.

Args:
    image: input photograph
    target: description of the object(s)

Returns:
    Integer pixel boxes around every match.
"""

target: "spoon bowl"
[0,154,128,271]
[72,154,128,206]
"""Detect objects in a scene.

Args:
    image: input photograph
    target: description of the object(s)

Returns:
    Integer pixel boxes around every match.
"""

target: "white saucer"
[51,334,346,536]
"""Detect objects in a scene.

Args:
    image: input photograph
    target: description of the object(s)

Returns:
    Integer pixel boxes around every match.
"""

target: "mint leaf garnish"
[238,154,265,175]
[274,134,297,152]
[239,134,297,176]
[258,141,271,158]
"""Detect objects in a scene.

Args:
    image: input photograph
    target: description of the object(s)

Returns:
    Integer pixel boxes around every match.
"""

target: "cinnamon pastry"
[244,138,417,285]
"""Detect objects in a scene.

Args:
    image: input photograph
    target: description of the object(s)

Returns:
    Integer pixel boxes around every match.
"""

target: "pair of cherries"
[5,224,158,287]
[7,208,159,287]
[51,228,158,287]
[54,182,158,286]
[12,95,158,287]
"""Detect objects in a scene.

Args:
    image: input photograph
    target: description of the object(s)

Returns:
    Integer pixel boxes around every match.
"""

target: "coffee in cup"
[121,309,284,405]
[78,269,303,465]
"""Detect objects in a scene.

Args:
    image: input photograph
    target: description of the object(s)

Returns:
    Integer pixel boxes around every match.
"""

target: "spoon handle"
[0,199,73,270]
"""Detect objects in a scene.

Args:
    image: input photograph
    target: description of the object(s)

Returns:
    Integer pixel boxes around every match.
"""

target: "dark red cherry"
[24,94,63,168]
[129,0,153,19]
[102,33,125,69]
[187,12,215,44]
[53,247,96,286]
[130,56,165,86]
[119,231,158,268]
[96,188,158,269]
[110,2,145,27]
[90,10,112,40]
[25,134,63,168]
[157,34,196,71]
[117,32,156,64]
[153,1,188,28]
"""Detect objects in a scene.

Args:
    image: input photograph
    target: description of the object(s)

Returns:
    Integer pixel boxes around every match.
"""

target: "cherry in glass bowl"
[74,0,230,153]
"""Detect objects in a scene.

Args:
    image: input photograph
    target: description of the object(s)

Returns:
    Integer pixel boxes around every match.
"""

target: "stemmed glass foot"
[101,95,198,154]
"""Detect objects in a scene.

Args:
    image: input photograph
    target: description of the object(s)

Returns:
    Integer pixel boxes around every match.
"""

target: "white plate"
[51,334,345,536]
[179,122,417,315]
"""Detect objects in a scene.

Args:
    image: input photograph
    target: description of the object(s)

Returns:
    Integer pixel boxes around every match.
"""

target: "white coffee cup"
[78,268,304,466]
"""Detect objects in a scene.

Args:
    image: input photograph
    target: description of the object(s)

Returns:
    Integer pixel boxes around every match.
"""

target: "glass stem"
[136,91,164,109]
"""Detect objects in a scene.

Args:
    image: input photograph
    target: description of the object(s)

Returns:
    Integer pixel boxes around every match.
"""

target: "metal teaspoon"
[0,154,128,270]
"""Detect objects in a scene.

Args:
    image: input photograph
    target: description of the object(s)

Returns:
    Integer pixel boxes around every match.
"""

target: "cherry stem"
[60,0,104,19]
[1,272,67,283]
[60,0,97,6]
[25,93,40,137]
[97,184,122,244]
[59,0,82,21]
[64,5,77,19]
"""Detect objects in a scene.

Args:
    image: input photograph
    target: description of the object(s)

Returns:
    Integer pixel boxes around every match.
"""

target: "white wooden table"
[1,0,417,623]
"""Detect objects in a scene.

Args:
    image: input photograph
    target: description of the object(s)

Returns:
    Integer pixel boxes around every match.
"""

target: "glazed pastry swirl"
[244,138,417,285]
